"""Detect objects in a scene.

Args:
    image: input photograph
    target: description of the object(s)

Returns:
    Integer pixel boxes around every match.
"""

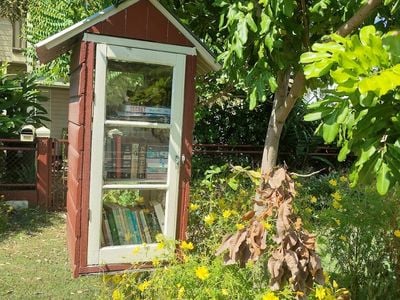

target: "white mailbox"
[20,125,36,142]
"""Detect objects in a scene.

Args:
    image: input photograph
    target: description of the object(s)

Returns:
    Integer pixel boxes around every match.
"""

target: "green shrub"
[295,174,400,299]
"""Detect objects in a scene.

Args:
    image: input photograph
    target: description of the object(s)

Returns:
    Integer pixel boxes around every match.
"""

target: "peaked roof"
[35,0,220,74]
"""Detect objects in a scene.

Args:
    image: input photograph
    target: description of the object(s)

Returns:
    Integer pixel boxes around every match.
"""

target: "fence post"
[36,137,52,209]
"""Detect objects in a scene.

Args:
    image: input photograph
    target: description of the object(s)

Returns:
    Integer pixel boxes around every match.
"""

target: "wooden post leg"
[36,138,52,209]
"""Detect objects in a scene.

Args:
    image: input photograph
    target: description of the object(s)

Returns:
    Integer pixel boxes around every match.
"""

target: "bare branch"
[290,168,326,178]
[336,0,383,36]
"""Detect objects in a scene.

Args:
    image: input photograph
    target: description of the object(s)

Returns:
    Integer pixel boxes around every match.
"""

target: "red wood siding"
[89,0,192,47]
[176,55,197,241]
[67,41,95,277]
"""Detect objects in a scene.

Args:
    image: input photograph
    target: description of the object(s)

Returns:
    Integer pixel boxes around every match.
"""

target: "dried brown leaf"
[284,250,300,280]
[269,168,287,189]
[242,210,255,221]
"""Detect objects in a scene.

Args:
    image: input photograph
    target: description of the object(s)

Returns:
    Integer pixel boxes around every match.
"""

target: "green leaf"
[237,18,248,44]
[249,88,257,110]
[376,162,390,195]
[300,52,332,63]
[330,68,354,84]
[282,0,295,17]
[322,122,339,143]
[245,13,257,32]
[338,140,351,161]
[359,25,376,47]
[228,178,239,190]
[304,109,330,121]
[303,59,334,78]
[260,12,271,35]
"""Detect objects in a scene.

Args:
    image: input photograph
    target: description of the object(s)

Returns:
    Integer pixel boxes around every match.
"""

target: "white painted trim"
[87,44,108,265]
[35,0,139,50]
[103,184,168,190]
[83,33,197,56]
[99,243,171,264]
[104,120,170,129]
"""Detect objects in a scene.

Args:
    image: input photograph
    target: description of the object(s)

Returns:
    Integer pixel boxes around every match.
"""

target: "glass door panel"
[88,44,186,265]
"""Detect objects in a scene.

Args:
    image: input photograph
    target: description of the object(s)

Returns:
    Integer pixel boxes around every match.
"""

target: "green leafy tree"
[0,64,49,137]
[301,25,400,194]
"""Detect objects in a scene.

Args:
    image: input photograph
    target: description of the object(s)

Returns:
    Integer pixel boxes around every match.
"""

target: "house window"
[12,19,26,50]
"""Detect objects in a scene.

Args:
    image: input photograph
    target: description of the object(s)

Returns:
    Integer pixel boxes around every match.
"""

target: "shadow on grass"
[0,207,64,242]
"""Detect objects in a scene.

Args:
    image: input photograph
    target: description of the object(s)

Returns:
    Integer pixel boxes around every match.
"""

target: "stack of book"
[117,105,171,123]
[101,203,165,247]
[104,137,169,181]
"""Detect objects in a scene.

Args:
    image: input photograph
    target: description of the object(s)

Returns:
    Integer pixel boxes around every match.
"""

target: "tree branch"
[336,0,383,36]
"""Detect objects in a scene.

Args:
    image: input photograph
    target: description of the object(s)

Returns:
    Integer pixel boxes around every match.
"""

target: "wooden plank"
[166,21,192,47]
[68,98,85,125]
[36,138,52,209]
[147,3,168,43]
[1,190,37,206]
[102,9,126,36]
[125,0,148,40]
[176,55,196,241]
[67,122,84,152]
[67,146,83,181]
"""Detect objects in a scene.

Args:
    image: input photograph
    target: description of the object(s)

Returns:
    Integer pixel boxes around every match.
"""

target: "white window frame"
[87,42,186,265]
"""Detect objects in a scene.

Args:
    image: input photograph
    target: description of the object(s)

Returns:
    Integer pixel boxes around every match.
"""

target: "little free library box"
[35,0,219,276]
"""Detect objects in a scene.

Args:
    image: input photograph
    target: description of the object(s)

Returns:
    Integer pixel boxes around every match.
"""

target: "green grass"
[0,208,103,299]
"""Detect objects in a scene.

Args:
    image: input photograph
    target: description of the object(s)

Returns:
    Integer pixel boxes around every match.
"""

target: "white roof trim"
[35,0,220,73]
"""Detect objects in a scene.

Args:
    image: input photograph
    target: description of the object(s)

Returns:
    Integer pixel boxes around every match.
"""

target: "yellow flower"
[222,210,232,219]
[339,235,347,241]
[112,289,123,300]
[262,291,279,300]
[331,191,342,201]
[157,241,165,250]
[182,253,189,263]
[204,213,216,226]
[181,240,194,251]
[155,233,164,242]
[132,247,140,254]
[221,288,229,296]
[329,179,338,187]
[394,229,400,238]
[112,274,122,284]
[177,286,185,299]
[152,258,161,267]
[324,272,331,282]
[195,266,210,280]
[310,195,318,203]
[137,280,151,292]
[339,176,347,182]
[190,203,200,211]
[332,200,342,209]
[262,221,273,231]
[333,280,339,289]
[236,223,245,230]
[315,286,326,300]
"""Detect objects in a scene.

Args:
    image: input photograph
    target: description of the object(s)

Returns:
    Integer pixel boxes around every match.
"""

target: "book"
[118,207,133,244]
[138,144,147,179]
[104,205,120,245]
[143,209,162,241]
[114,135,122,178]
[153,202,165,233]
[130,143,139,179]
[102,210,113,246]
[135,211,147,242]
[125,209,143,244]
[146,158,168,168]
[122,105,171,115]
[146,173,167,180]
[112,207,127,245]
[138,210,152,243]
[146,145,169,159]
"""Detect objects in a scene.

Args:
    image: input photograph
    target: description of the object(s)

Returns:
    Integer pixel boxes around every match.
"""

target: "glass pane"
[103,126,169,184]
[106,60,173,123]
[101,189,165,247]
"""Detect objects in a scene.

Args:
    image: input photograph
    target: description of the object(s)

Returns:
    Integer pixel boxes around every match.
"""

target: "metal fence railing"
[0,139,37,190]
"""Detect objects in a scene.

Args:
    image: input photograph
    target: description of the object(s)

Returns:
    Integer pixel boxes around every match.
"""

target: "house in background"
[0,17,69,139]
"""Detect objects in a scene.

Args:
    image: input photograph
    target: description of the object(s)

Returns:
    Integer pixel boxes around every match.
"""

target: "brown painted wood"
[67,123,84,152]
[1,190,37,206]
[89,0,192,47]
[125,0,148,40]
[78,42,95,273]
[176,55,197,241]
[36,138,52,209]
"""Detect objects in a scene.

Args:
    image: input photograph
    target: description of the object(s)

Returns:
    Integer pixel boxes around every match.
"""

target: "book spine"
[113,207,127,245]
[102,210,113,246]
[138,210,152,243]
[153,203,165,233]
[104,205,120,245]
[135,211,147,242]
[138,144,147,179]
[126,209,142,244]
[119,207,133,244]
[114,135,122,178]
[130,143,139,179]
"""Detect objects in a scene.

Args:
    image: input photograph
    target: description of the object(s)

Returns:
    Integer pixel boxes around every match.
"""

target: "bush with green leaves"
[0,64,49,137]
[295,173,400,299]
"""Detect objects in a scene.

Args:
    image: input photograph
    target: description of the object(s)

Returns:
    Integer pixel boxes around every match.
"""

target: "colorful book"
[138,210,152,243]
[143,209,162,241]
[125,209,142,244]
[102,210,113,246]
[138,144,147,179]
[153,203,165,233]
[104,205,120,245]
[135,211,147,242]
[130,143,139,179]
